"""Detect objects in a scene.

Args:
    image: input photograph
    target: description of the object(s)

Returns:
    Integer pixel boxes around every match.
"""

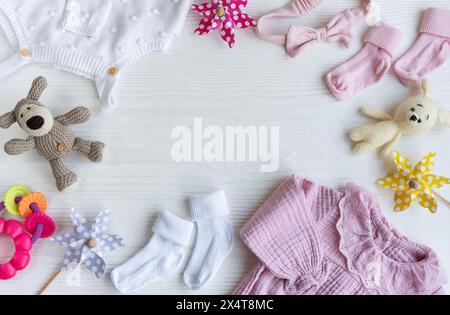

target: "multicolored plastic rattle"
[0,185,55,280]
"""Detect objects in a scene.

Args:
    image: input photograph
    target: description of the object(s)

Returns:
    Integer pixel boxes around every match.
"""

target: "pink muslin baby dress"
[234,176,447,295]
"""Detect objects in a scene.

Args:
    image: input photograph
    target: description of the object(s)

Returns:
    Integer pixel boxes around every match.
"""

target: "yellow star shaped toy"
[377,151,450,213]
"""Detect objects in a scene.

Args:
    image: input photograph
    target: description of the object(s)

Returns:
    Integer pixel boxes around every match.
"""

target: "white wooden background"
[0,0,449,295]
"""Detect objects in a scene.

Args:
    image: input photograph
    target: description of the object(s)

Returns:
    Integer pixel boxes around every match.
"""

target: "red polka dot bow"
[192,0,257,48]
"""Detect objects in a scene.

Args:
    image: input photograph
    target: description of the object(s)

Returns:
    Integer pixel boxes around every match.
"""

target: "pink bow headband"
[256,0,373,57]
[286,4,370,57]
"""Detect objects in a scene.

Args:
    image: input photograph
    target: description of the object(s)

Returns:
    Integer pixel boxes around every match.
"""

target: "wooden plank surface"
[0,0,449,295]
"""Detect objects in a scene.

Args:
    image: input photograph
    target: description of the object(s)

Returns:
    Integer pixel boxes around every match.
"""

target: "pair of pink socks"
[257,2,450,100]
[327,7,450,100]
[255,0,405,101]
[326,23,403,101]
[394,8,450,86]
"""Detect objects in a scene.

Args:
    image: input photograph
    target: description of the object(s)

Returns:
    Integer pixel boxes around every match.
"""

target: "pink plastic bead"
[25,213,56,239]
[0,218,32,280]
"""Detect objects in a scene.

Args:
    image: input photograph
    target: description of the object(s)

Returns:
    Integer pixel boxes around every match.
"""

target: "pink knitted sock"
[394,8,450,86]
[326,23,402,101]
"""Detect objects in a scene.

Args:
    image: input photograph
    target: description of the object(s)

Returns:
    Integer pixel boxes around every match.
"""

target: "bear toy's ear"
[0,111,16,129]
[27,76,48,101]
[421,80,431,98]
[438,110,450,127]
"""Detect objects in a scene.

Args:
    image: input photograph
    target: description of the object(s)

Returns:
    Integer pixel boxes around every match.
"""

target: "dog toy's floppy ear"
[0,111,16,129]
[421,80,431,97]
[27,76,48,101]
[438,110,450,127]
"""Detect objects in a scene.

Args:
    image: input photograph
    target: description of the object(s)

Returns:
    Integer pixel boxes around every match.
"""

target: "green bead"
[4,185,30,216]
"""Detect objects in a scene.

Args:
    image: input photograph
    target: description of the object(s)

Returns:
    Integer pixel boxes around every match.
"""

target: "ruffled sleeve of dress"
[240,176,324,284]
[337,184,448,295]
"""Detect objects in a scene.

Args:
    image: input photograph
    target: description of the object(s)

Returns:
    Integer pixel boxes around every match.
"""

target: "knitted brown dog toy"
[0,76,106,192]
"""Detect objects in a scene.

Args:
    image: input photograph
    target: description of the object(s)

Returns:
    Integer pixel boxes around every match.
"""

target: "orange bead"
[18,192,48,218]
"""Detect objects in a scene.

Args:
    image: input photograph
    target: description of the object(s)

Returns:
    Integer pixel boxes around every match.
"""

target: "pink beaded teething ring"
[0,185,55,280]
[0,218,32,280]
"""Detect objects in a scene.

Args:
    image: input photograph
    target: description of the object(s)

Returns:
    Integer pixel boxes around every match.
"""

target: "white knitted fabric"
[184,190,234,289]
[111,210,194,293]
[0,0,191,111]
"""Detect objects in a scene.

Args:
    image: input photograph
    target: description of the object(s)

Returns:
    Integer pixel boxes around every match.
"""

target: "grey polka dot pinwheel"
[50,208,125,279]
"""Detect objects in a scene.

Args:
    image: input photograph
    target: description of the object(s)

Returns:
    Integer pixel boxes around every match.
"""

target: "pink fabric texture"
[256,0,323,45]
[286,3,370,58]
[234,176,447,295]
[326,23,403,101]
[394,8,450,86]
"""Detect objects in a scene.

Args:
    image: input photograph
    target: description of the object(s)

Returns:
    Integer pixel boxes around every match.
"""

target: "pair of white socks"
[111,191,234,293]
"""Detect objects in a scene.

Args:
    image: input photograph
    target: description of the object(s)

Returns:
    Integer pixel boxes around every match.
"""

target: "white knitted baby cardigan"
[0,0,191,111]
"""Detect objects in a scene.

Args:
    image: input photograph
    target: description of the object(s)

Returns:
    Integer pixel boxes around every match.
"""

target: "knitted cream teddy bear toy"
[0,76,106,192]
[350,80,450,157]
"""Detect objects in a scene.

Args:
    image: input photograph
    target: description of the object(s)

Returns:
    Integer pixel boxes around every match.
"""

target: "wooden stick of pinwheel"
[39,268,62,295]
[433,191,450,208]
[408,179,450,210]
[39,209,125,295]
[39,237,98,295]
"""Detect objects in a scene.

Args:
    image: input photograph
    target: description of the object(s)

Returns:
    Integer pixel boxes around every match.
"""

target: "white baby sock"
[183,190,234,290]
[111,210,194,294]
